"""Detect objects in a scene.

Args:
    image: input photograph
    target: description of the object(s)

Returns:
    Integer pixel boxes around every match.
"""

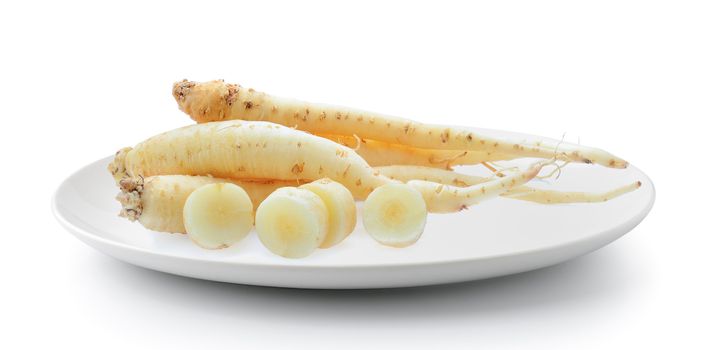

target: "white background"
[1,1,708,349]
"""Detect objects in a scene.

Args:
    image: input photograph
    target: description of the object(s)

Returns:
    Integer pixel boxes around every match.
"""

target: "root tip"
[609,158,630,169]
[116,176,145,221]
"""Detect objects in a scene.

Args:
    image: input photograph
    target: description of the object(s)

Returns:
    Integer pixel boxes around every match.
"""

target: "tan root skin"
[173,79,629,169]
[116,175,294,234]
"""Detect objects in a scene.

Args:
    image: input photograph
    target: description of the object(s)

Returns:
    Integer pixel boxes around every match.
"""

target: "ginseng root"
[109,120,542,213]
[117,165,637,237]
[320,134,515,169]
[376,165,642,205]
[108,120,393,199]
[173,79,628,168]
[407,163,544,213]
[116,175,294,234]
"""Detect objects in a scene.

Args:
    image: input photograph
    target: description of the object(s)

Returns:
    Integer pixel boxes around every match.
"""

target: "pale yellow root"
[109,120,530,213]
[502,182,642,204]
[319,134,515,169]
[117,166,638,234]
[408,163,544,213]
[116,175,294,234]
[108,120,395,199]
[376,165,642,205]
[173,80,628,168]
[376,165,490,186]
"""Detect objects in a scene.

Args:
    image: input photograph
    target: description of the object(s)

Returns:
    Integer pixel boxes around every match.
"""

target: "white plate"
[52,147,654,289]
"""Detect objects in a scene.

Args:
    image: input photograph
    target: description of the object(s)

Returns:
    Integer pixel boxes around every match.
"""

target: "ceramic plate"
[53,136,654,289]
